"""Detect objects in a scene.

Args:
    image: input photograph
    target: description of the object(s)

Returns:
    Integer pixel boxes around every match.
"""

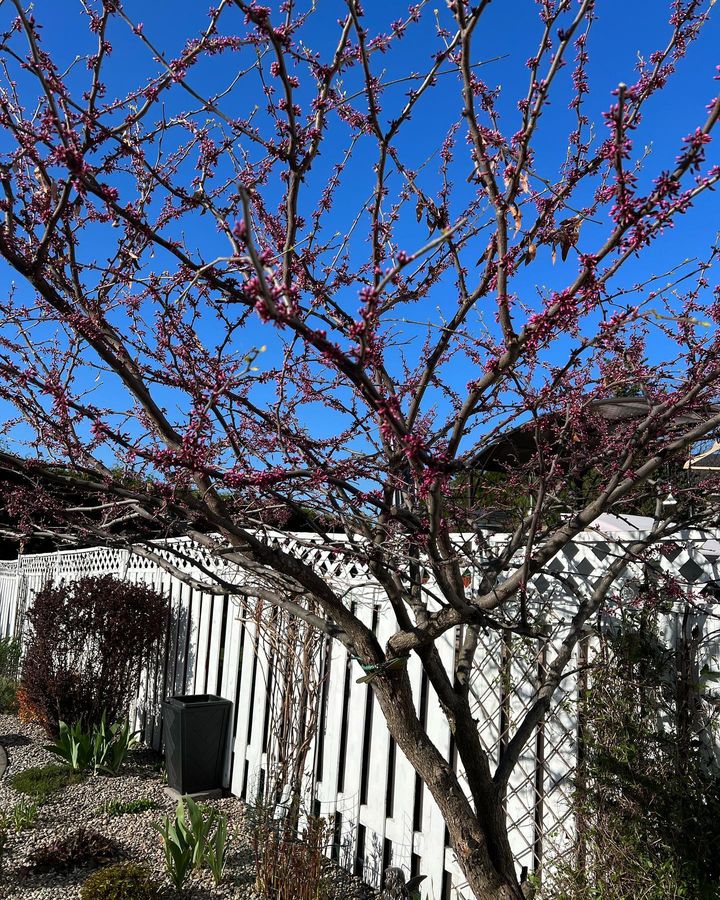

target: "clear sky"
[12,0,719,261]
[0,1,718,458]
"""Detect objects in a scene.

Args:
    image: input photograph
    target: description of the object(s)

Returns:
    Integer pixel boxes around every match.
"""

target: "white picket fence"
[1,525,719,899]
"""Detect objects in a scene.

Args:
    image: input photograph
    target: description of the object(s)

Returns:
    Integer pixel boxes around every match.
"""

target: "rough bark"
[372,671,524,900]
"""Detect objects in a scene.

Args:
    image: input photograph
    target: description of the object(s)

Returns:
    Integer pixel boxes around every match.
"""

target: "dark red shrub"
[20,575,168,736]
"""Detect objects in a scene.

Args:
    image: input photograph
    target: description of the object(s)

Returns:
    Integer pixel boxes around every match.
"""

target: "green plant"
[0,638,19,712]
[550,604,720,900]
[9,763,85,800]
[184,796,219,869]
[20,575,168,736]
[80,862,161,900]
[92,717,139,776]
[154,800,195,891]
[0,675,18,713]
[0,636,20,678]
[205,814,229,886]
[98,797,158,817]
[45,720,95,772]
[44,715,139,776]
[154,796,229,890]
[25,827,120,873]
[0,798,39,832]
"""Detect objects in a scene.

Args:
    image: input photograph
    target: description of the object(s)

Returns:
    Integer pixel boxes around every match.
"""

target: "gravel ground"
[0,715,374,900]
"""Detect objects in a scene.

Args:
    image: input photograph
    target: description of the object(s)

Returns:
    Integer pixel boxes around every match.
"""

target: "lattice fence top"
[3,520,720,597]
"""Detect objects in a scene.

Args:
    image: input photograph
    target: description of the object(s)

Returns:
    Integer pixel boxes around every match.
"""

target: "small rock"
[0,713,379,899]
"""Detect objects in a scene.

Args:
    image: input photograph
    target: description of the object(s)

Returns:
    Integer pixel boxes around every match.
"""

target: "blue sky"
[0,1,718,462]
[17,0,718,264]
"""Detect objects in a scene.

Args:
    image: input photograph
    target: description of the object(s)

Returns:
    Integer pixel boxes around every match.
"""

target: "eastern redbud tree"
[0,1,719,897]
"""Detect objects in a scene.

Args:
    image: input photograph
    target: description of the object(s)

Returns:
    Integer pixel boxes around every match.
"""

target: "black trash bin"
[162,694,233,795]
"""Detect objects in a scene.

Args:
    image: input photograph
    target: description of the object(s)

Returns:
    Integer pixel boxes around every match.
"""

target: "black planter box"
[162,694,233,795]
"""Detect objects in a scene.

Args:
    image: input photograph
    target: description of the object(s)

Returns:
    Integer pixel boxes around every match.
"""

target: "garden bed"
[0,714,372,900]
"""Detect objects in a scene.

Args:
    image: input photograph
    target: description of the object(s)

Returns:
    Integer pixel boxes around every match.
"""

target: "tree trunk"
[372,674,524,900]
[450,695,520,887]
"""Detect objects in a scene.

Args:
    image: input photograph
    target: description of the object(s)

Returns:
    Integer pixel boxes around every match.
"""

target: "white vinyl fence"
[1,526,719,899]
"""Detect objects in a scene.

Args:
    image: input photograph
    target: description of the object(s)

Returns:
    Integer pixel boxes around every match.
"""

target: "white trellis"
[1,522,719,900]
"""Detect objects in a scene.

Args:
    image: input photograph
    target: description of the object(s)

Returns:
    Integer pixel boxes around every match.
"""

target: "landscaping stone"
[0,714,374,900]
